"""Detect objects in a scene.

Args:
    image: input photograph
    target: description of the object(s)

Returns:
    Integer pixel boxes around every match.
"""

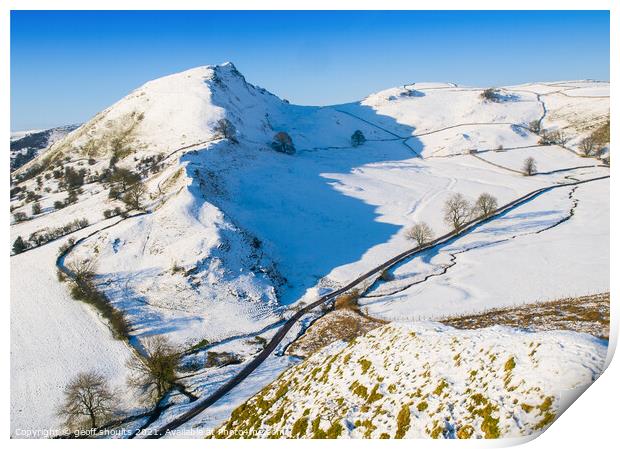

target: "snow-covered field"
[10,63,609,437]
[360,175,609,321]
[10,225,136,437]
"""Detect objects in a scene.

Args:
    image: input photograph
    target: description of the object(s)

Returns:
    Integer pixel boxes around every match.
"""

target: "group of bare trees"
[441,192,499,231]
[578,121,608,159]
[58,334,181,432]
[107,167,148,211]
[405,192,499,247]
[531,117,608,160]
[538,128,568,146]
[11,217,90,254]
[57,257,182,432]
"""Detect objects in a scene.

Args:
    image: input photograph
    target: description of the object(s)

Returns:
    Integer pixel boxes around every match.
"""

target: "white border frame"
[2,2,615,448]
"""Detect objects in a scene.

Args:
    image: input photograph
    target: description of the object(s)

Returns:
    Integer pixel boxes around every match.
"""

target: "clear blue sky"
[11,10,609,130]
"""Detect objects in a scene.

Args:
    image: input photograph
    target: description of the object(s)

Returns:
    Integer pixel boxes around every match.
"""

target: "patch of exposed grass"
[326,421,343,438]
[335,289,360,310]
[286,309,384,357]
[534,411,556,431]
[433,379,449,396]
[521,403,534,413]
[358,358,372,374]
[395,404,411,439]
[291,416,308,438]
[265,407,285,426]
[504,356,516,387]
[456,424,474,439]
[478,404,500,438]
[368,384,383,403]
[350,381,369,400]
[319,354,339,383]
[356,419,377,438]
[429,421,444,439]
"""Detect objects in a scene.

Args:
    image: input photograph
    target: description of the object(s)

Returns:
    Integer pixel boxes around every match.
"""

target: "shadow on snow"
[182,102,421,305]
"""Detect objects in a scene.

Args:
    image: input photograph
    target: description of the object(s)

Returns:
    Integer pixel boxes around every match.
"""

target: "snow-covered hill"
[10,63,609,437]
[215,322,607,439]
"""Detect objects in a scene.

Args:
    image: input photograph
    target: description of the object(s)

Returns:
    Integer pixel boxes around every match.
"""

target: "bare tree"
[522,157,537,176]
[443,193,471,231]
[271,132,295,155]
[127,335,180,404]
[538,129,552,145]
[58,371,117,431]
[13,211,27,223]
[32,202,42,215]
[578,136,597,157]
[528,120,541,134]
[555,130,568,146]
[351,130,366,147]
[480,88,500,102]
[473,193,498,218]
[214,118,238,143]
[67,257,98,284]
[406,222,434,246]
[122,182,147,211]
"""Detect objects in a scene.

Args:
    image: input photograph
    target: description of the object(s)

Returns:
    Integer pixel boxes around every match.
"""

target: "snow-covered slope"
[10,224,135,437]
[215,322,607,439]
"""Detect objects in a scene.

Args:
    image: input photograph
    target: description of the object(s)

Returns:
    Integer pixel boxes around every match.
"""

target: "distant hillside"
[10,124,79,171]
